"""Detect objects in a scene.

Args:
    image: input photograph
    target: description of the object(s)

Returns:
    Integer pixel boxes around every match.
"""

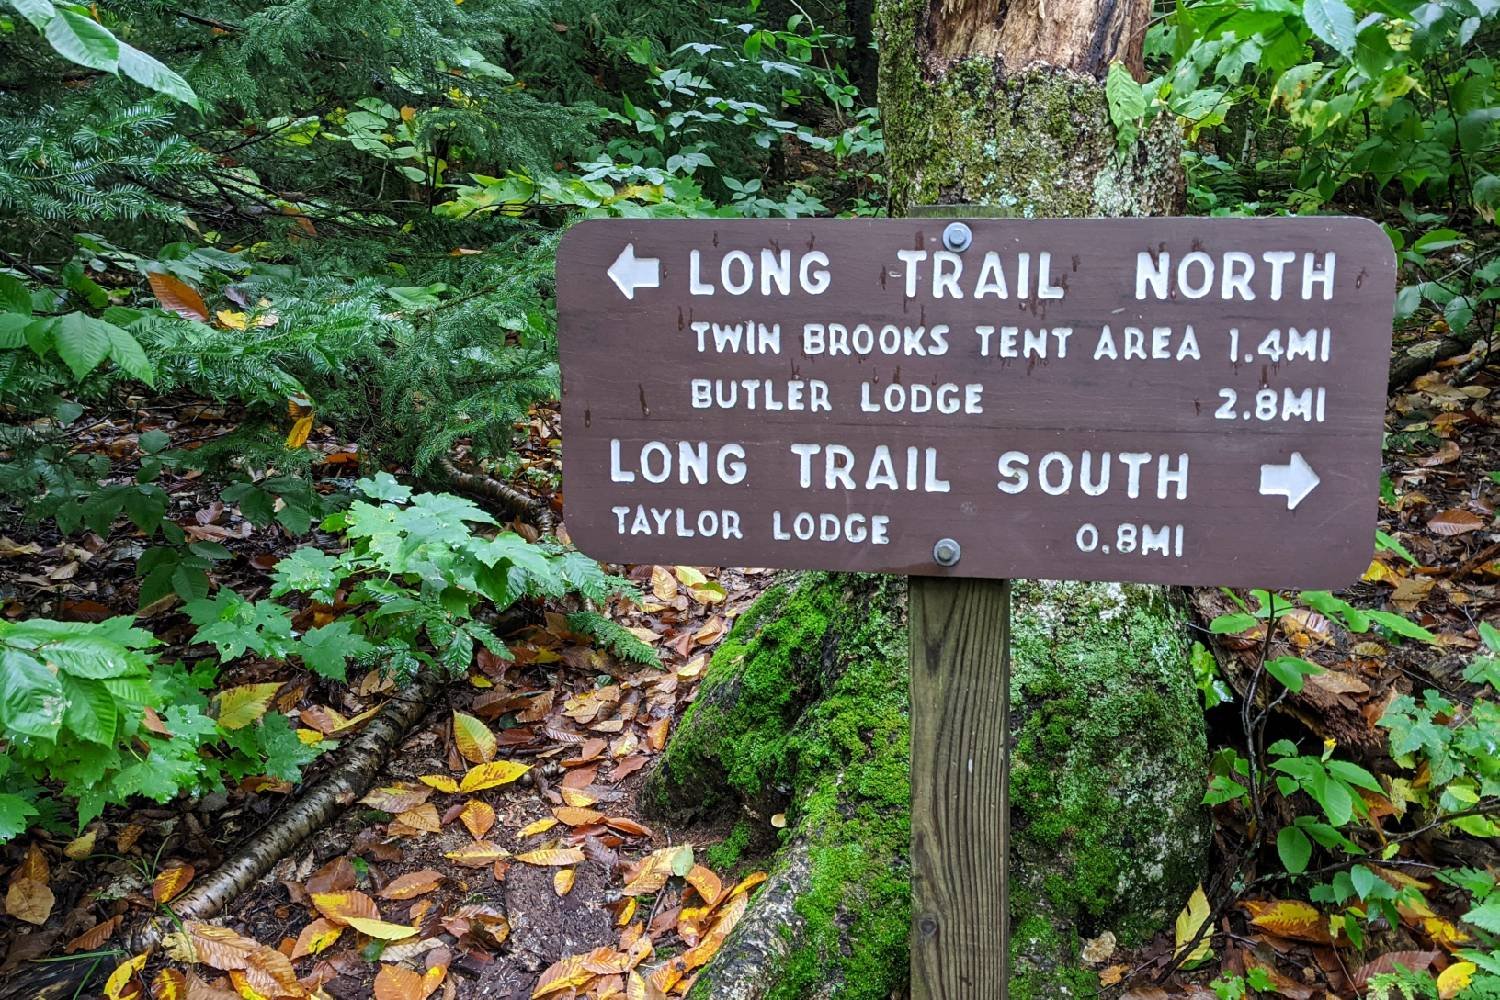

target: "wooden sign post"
[555,216,1395,998]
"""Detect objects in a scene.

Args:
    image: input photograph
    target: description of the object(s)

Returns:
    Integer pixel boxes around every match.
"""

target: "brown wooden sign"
[556,217,1394,588]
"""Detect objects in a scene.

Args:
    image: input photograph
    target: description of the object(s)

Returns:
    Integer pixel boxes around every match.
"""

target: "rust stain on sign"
[556,217,1394,588]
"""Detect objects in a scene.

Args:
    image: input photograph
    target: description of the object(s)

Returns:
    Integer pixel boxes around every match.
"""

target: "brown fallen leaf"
[1428,509,1487,535]
[5,877,54,925]
[380,870,446,901]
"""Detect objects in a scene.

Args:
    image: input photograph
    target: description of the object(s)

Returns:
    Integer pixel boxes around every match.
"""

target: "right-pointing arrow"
[607,243,660,300]
[1260,452,1320,510]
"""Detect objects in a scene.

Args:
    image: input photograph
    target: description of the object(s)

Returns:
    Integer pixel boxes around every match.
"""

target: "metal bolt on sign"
[941,221,972,252]
[932,538,962,566]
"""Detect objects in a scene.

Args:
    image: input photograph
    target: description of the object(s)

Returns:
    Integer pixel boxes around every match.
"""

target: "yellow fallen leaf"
[64,828,97,860]
[216,683,283,730]
[285,414,314,449]
[1437,961,1475,999]
[459,759,530,792]
[1174,884,1212,965]
[343,915,417,940]
[516,848,586,867]
[104,950,150,1000]
[216,309,249,330]
[519,817,559,838]
[673,566,708,587]
[418,774,459,793]
[554,869,575,896]
[1243,899,1332,944]
[453,710,497,764]
[152,863,195,904]
[459,799,496,840]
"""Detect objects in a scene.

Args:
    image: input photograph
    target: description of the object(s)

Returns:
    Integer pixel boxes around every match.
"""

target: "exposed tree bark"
[436,455,556,533]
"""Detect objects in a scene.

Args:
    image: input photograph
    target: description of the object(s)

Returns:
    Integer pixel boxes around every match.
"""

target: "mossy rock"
[1008,580,1209,999]
[645,573,1207,999]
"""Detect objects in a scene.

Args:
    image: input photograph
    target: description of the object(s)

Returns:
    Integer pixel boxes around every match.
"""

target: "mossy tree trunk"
[645,4,1207,995]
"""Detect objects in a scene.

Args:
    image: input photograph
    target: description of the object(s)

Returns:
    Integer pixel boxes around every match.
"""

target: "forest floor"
[0,405,776,999]
[0,347,1496,1000]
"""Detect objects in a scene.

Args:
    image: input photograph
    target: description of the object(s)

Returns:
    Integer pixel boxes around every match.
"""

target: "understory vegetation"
[0,0,1497,995]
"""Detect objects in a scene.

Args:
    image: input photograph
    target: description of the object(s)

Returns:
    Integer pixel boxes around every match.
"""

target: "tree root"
[687,840,814,1000]
[1388,329,1486,390]
[436,455,555,533]
[1,666,452,999]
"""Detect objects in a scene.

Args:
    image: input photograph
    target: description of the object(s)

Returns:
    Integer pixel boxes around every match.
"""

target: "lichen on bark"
[877,0,1182,218]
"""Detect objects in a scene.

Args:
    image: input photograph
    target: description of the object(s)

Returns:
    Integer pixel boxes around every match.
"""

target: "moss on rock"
[647,574,1207,999]
[646,573,913,1000]
[1007,580,1208,1000]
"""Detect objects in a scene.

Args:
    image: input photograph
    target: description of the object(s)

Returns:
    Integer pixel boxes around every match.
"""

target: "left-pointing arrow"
[607,243,660,299]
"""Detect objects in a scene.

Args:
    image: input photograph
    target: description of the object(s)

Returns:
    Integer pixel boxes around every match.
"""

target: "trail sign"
[557,217,1394,589]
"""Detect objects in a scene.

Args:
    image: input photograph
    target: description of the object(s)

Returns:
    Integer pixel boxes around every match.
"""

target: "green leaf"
[44,7,119,72]
[1309,769,1354,826]
[1210,612,1258,634]
[1366,610,1434,642]
[0,313,29,349]
[1266,655,1323,692]
[0,793,39,843]
[356,471,412,504]
[297,619,373,681]
[1277,825,1313,873]
[1350,864,1379,899]
[1325,759,1382,793]
[1463,901,1500,934]
[1106,60,1148,129]
[0,272,31,314]
[1302,0,1357,56]
[7,0,55,30]
[62,675,118,744]
[117,42,199,108]
[53,312,113,380]
[0,647,66,739]
[105,325,155,385]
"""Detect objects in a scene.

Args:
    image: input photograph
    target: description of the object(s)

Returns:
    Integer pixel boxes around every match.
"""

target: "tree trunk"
[646,5,1207,996]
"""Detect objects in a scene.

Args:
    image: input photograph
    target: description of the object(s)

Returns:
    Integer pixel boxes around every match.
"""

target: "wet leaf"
[380,870,445,900]
[459,800,496,840]
[516,848,586,867]
[1173,885,1212,964]
[452,711,497,764]
[147,272,209,322]
[459,759,530,792]
[1428,509,1486,535]
[151,968,187,1000]
[1243,899,1332,943]
[153,863,195,904]
[216,683,283,730]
